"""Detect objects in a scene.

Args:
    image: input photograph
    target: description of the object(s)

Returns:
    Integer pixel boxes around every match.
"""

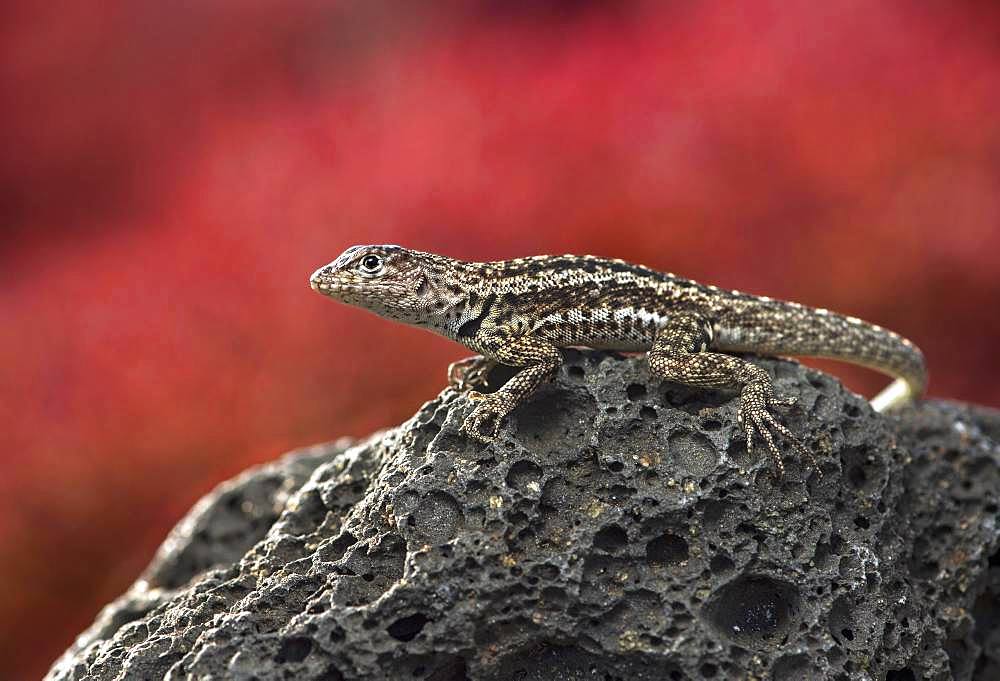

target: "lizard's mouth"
[309,266,337,293]
[311,280,345,295]
[309,268,362,300]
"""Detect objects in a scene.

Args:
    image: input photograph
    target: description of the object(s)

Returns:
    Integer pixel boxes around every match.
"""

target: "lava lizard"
[310,245,926,475]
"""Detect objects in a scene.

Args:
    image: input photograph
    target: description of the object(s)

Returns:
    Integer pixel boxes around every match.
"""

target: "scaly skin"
[310,245,927,476]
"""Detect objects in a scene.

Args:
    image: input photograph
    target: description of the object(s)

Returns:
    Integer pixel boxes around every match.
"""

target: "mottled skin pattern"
[310,245,927,476]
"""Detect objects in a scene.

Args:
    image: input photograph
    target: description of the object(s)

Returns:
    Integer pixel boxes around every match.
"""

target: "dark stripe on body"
[457,294,496,338]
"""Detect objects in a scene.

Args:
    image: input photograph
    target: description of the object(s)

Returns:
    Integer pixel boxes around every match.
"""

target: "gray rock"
[47,351,1000,681]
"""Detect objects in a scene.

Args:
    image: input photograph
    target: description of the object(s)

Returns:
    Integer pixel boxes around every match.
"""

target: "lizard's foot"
[737,382,818,477]
[459,397,509,443]
[448,355,497,392]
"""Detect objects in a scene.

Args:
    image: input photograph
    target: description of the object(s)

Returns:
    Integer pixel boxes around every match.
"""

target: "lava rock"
[47,351,1000,681]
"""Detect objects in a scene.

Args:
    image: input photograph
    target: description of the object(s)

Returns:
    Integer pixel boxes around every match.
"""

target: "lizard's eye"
[358,254,384,275]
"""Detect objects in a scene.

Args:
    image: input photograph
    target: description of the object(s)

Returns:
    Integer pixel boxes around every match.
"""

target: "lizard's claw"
[738,382,818,478]
[448,355,497,392]
[460,397,507,443]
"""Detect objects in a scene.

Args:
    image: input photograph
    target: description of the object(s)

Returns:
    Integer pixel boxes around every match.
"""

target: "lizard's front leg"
[459,332,561,443]
[647,311,816,476]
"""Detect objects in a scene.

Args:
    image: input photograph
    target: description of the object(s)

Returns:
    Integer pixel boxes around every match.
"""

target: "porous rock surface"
[48,351,1000,681]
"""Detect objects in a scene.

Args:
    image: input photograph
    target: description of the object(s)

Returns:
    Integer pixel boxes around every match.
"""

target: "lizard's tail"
[714,300,927,411]
[870,377,915,412]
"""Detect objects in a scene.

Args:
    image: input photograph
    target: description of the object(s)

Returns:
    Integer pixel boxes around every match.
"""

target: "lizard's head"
[310,244,455,325]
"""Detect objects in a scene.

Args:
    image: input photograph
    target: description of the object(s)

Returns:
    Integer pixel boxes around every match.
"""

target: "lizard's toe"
[460,402,504,443]
[738,404,784,477]
[771,393,798,409]
[738,384,818,478]
[740,415,758,462]
[758,401,821,475]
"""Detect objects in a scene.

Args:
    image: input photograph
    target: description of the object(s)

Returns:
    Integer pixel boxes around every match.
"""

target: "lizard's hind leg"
[647,311,817,477]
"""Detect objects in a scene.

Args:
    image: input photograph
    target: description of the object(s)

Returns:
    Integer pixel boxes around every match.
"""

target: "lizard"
[309,245,927,476]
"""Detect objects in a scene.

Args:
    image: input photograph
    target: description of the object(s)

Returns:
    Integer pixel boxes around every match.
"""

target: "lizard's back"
[471,254,706,351]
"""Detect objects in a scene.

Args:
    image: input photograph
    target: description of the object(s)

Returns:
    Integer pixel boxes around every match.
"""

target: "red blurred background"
[3,1,1000,677]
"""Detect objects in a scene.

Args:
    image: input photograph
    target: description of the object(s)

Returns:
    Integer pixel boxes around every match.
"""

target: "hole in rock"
[506,460,543,493]
[275,637,313,663]
[847,465,867,489]
[704,575,801,647]
[646,533,689,566]
[319,665,345,681]
[668,431,719,477]
[627,383,647,401]
[771,653,811,681]
[426,656,469,681]
[413,492,463,544]
[828,595,860,647]
[387,613,430,642]
[594,525,628,553]
[709,554,735,574]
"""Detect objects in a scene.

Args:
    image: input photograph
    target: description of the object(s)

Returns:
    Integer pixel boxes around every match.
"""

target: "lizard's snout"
[310,265,334,292]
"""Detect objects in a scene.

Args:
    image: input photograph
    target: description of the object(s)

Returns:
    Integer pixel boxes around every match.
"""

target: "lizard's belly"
[577,336,653,352]
[537,308,661,352]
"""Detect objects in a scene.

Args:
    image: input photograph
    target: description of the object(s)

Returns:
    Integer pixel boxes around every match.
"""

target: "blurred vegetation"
[2,2,1000,678]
